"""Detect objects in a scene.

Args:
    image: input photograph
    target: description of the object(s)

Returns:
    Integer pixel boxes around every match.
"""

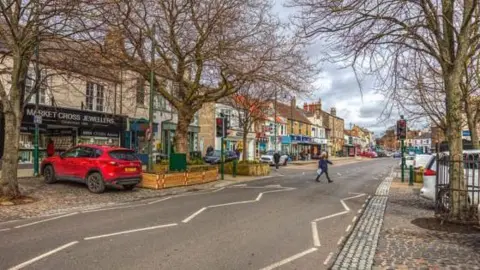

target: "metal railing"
[435,153,480,222]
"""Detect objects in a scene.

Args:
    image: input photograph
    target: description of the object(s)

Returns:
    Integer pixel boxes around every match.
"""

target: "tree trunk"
[174,108,194,159]
[466,115,479,149]
[242,125,249,161]
[445,74,469,221]
[0,109,22,199]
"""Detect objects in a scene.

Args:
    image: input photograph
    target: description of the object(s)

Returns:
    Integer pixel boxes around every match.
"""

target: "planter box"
[139,173,160,189]
[186,171,204,185]
[153,164,169,174]
[163,172,187,188]
[236,163,270,176]
[204,168,218,183]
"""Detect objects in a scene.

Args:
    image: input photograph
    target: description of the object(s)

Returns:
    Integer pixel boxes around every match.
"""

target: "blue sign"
[281,136,291,144]
[462,130,471,136]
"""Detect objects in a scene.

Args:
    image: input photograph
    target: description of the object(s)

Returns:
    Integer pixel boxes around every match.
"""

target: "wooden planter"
[139,173,160,189]
[203,168,219,183]
[162,172,187,188]
[236,163,270,176]
[186,171,204,185]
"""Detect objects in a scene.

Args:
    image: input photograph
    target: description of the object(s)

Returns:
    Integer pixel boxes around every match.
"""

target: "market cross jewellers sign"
[23,104,125,129]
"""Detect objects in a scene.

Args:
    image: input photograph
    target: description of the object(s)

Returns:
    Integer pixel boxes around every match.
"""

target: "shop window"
[86,82,105,112]
[25,69,47,105]
[136,78,145,106]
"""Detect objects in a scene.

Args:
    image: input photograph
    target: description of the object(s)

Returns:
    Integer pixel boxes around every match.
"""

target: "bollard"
[409,165,414,186]
[232,159,237,178]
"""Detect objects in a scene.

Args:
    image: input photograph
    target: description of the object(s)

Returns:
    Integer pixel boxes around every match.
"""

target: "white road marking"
[182,187,295,223]
[352,216,357,223]
[265,184,282,188]
[313,211,349,222]
[147,196,173,205]
[182,207,207,223]
[211,187,225,192]
[358,209,362,214]
[82,204,140,213]
[337,236,344,245]
[346,225,352,232]
[232,184,247,187]
[8,241,79,270]
[259,248,318,270]
[84,223,177,240]
[14,212,79,229]
[340,200,350,212]
[323,252,334,266]
[311,222,321,247]
[0,228,11,232]
[302,172,305,175]
[337,173,342,176]
[0,219,19,226]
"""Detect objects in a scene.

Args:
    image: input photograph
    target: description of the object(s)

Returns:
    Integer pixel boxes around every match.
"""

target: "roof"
[276,102,312,124]
[413,132,432,139]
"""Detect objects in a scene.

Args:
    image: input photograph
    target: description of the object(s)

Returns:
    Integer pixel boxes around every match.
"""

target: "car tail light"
[424,169,436,176]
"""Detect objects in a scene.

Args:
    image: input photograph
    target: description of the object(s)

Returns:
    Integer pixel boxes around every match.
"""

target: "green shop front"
[161,121,200,156]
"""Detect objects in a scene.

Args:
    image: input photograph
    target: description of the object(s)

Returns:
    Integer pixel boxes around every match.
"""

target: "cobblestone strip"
[331,168,394,270]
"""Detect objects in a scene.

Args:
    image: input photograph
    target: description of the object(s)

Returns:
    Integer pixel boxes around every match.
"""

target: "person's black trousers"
[315,170,331,182]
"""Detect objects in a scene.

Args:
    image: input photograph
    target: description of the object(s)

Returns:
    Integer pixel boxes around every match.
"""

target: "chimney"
[303,102,308,111]
[291,97,296,109]
[104,27,126,59]
[331,107,336,116]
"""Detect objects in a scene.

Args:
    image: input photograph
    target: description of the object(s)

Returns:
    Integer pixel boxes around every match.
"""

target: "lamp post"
[33,42,40,177]
[147,24,156,172]
[273,89,277,152]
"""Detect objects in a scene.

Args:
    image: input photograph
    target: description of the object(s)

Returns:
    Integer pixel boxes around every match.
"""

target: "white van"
[420,150,480,209]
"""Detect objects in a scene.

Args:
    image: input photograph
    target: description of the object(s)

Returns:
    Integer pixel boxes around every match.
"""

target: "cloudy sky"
[274,2,399,136]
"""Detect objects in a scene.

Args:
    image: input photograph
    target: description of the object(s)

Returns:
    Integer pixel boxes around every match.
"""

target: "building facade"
[324,108,345,156]
[303,100,328,156]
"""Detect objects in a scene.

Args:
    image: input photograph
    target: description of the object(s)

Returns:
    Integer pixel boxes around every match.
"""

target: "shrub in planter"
[188,164,214,172]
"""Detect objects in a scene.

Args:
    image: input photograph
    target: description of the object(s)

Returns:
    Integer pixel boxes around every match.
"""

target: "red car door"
[72,147,97,180]
[55,147,79,177]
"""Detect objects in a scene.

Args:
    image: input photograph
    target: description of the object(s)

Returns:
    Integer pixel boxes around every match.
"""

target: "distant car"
[41,145,142,193]
[260,150,288,166]
[203,150,238,164]
[393,152,402,158]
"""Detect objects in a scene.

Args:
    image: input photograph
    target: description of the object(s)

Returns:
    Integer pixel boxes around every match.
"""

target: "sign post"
[397,116,407,182]
[33,115,41,177]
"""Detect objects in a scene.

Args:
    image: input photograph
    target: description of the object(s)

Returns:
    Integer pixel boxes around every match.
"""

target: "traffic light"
[397,119,407,140]
[216,117,224,137]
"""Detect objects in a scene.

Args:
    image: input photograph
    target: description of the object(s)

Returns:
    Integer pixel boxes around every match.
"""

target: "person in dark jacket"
[315,152,333,183]
[273,151,281,169]
[46,139,55,157]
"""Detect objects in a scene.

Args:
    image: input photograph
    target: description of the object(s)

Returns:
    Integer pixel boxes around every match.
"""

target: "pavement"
[0,158,395,270]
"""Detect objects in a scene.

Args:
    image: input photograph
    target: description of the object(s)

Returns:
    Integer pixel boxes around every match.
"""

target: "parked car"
[203,150,238,164]
[260,150,289,166]
[414,154,433,169]
[41,145,142,193]
[405,155,415,167]
[420,150,480,210]
[393,152,402,158]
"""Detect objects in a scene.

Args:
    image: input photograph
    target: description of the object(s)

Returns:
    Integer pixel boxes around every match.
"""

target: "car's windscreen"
[109,150,139,161]
[208,150,221,157]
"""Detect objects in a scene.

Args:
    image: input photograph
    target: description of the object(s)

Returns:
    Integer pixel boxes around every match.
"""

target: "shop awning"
[162,121,200,133]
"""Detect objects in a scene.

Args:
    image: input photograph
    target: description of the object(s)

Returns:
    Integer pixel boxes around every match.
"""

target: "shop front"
[162,121,200,156]
[256,132,268,157]
[290,135,312,160]
[10,104,126,163]
[216,130,255,160]
[281,135,291,154]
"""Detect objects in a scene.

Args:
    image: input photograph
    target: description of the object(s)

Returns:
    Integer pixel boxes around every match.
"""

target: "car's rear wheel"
[86,172,106,194]
[123,184,136,191]
[43,165,56,184]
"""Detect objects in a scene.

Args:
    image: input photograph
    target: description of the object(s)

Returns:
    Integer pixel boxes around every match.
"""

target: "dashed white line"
[182,207,207,223]
[232,184,247,187]
[82,204,139,213]
[352,216,357,223]
[147,196,173,205]
[84,223,177,240]
[346,225,352,232]
[8,241,79,270]
[311,222,321,247]
[0,228,11,232]
[211,187,225,192]
[337,236,344,245]
[323,252,334,266]
[259,248,318,270]
[358,209,362,214]
[14,212,79,229]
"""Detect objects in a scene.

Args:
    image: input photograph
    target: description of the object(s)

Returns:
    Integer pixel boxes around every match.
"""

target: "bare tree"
[0,0,96,198]
[290,0,480,221]
[96,0,317,158]
[223,83,276,160]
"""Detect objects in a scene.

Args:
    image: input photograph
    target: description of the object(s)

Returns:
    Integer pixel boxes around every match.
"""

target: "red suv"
[41,145,142,193]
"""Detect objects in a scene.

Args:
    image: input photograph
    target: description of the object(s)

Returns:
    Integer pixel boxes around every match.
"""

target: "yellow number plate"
[125,167,136,172]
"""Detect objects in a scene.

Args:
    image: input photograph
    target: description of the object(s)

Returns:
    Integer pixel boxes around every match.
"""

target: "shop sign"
[20,124,47,133]
[80,128,119,138]
[48,129,74,136]
[23,104,124,130]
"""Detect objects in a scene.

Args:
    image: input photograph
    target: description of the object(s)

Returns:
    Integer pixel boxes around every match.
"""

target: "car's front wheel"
[123,184,136,191]
[86,172,106,194]
[43,165,56,184]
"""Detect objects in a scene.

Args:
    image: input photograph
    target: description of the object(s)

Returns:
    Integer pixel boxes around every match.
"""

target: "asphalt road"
[0,158,395,270]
